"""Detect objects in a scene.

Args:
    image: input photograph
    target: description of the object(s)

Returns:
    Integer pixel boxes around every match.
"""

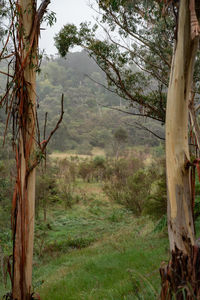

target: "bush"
[0,159,14,230]
[143,160,167,219]
[36,165,60,219]
[77,141,92,155]
[104,157,167,218]
[104,168,148,215]
[78,160,92,182]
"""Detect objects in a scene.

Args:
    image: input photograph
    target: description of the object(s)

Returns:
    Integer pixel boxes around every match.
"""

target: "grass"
[49,147,106,161]
[0,181,168,299]
[37,244,165,300]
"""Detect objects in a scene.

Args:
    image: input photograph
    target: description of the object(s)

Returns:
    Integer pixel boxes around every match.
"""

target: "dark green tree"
[54,1,177,123]
[113,127,128,159]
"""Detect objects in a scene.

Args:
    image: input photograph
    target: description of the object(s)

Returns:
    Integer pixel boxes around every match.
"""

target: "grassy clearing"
[0,182,168,299]
[49,147,106,161]
[35,209,168,299]
[49,152,91,160]
[34,182,168,299]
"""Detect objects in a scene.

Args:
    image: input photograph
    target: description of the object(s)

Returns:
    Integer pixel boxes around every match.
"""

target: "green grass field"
[0,182,169,299]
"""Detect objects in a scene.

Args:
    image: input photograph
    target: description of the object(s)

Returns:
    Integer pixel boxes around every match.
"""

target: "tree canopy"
[54,1,174,123]
[55,1,200,125]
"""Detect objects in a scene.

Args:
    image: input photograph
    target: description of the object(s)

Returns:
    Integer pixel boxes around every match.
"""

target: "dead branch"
[42,94,64,151]
[27,94,64,175]
[124,120,165,141]
[134,121,165,141]
[99,103,164,123]
[0,70,13,78]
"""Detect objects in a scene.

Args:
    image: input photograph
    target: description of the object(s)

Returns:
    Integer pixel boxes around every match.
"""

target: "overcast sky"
[39,0,96,55]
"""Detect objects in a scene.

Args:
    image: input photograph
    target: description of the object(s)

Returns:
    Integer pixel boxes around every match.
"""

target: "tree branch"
[134,121,165,141]
[37,0,51,24]
[99,104,164,123]
[27,94,64,175]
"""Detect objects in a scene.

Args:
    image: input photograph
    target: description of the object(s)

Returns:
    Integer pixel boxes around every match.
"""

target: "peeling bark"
[166,0,198,253]
[160,245,200,299]
[161,0,200,298]
[12,1,38,299]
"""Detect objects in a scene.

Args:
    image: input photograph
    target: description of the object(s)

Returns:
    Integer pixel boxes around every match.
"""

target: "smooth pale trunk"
[166,0,198,253]
[160,1,200,298]
[12,0,37,299]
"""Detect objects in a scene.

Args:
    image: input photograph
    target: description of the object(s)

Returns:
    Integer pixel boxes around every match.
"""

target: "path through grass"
[0,182,168,299]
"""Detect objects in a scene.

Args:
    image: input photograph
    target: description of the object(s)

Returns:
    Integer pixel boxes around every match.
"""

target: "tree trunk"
[160,0,200,298]
[12,1,37,299]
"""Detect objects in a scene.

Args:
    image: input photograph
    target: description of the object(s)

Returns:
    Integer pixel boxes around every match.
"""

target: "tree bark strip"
[166,0,198,254]
[12,1,37,299]
[160,0,200,298]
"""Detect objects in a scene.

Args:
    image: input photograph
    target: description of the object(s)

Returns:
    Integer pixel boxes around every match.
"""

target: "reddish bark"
[160,245,200,299]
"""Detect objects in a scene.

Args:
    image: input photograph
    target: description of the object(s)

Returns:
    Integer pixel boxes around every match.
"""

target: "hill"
[36,51,164,154]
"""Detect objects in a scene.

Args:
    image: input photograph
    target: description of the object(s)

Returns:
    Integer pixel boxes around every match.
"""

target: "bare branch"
[0,70,13,78]
[27,94,64,175]
[41,94,64,152]
[99,104,164,123]
[134,121,165,141]
[84,74,116,94]
[124,120,165,141]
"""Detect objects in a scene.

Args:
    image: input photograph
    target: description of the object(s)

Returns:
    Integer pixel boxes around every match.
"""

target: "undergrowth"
[0,171,169,299]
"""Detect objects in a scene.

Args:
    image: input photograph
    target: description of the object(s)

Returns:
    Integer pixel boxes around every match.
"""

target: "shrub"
[104,157,167,219]
[79,160,94,182]
[36,166,60,220]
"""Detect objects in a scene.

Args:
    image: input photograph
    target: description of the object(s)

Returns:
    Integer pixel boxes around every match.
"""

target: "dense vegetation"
[0,48,168,299]
[0,0,200,298]
[1,147,199,298]
[0,148,169,298]
[1,48,200,299]
[35,51,164,153]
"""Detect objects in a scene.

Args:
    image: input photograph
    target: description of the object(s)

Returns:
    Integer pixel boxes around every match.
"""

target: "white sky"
[39,0,97,55]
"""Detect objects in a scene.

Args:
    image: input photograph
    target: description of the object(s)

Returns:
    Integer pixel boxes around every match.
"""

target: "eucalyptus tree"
[55,0,200,126]
[55,0,200,298]
[55,0,175,123]
[0,1,58,299]
[10,2,52,298]
[159,0,200,298]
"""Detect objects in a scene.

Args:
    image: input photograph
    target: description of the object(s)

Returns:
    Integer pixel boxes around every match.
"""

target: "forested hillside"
[0,49,167,299]
[1,0,200,298]
[36,51,164,153]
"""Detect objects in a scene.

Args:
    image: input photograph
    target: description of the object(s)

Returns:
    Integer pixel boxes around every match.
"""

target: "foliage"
[42,10,56,27]
[57,159,78,208]
[36,162,60,220]
[143,159,167,219]
[34,53,164,153]
[194,173,200,220]
[31,196,167,300]
[104,157,167,218]
[0,154,14,230]
[79,160,94,182]
[0,148,169,297]
[112,127,128,159]
[153,215,167,233]
[54,1,179,123]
